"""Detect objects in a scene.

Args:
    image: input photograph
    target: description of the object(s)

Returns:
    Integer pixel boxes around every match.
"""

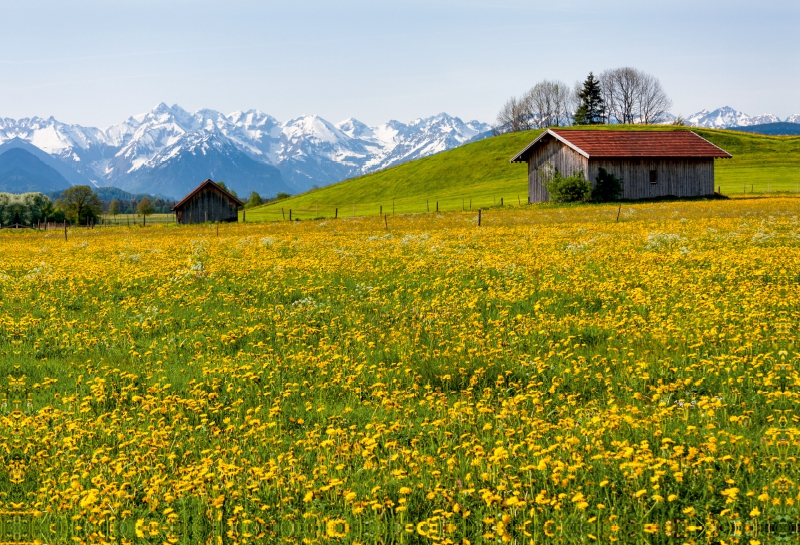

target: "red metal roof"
[511,129,732,162]
[172,179,244,211]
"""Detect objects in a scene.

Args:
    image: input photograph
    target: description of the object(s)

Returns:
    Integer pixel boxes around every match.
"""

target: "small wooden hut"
[172,179,244,224]
[510,129,732,202]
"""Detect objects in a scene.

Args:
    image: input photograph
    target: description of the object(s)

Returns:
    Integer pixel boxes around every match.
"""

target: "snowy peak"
[336,118,375,139]
[282,115,348,145]
[0,105,490,197]
[685,106,753,128]
[750,113,781,125]
[684,107,796,128]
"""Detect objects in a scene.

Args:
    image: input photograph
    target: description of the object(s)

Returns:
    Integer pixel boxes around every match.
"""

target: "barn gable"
[511,129,732,202]
[172,179,244,224]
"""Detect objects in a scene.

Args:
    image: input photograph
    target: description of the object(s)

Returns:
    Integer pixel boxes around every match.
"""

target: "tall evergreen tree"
[573,73,605,125]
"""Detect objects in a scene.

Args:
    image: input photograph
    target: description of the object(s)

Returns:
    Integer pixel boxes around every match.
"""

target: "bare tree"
[524,80,574,128]
[496,79,580,133]
[599,67,672,124]
[636,72,673,124]
[495,95,534,133]
[600,67,639,124]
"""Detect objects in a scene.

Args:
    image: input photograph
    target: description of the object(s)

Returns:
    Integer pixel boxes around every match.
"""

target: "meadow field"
[1,197,797,543]
[243,128,800,222]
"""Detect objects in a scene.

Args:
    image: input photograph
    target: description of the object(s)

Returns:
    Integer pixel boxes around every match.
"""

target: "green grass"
[102,212,177,225]
[243,127,800,222]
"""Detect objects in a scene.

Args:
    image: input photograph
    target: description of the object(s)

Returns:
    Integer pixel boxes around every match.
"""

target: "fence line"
[245,183,800,222]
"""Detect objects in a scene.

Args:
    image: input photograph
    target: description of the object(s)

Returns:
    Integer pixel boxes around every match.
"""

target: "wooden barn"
[510,130,732,202]
[172,179,244,224]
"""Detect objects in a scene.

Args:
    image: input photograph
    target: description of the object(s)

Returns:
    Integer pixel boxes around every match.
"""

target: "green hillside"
[244,126,800,221]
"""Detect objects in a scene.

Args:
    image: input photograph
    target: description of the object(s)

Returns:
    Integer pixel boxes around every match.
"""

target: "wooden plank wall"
[525,136,717,202]
[587,159,715,199]
[178,187,239,224]
[527,136,589,202]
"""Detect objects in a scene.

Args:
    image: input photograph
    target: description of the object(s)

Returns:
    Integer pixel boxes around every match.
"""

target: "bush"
[247,191,264,208]
[592,168,623,202]
[275,192,291,201]
[544,170,591,203]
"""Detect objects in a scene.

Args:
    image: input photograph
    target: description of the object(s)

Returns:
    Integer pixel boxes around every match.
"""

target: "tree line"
[2,182,288,226]
[495,67,676,133]
[0,186,165,226]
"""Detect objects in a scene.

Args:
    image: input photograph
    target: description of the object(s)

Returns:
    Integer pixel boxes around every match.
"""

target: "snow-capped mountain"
[0,104,489,199]
[685,107,754,128]
[749,113,781,125]
[684,107,793,129]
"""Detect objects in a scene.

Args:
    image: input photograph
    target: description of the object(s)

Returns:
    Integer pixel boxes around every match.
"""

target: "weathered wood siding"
[587,159,715,199]
[526,136,717,202]
[176,186,239,224]
[527,135,589,202]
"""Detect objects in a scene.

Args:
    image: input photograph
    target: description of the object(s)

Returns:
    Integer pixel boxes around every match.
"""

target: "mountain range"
[0,105,489,199]
[682,107,797,129]
[0,104,796,199]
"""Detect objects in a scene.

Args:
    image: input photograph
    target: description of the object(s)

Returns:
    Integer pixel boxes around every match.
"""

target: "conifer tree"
[573,73,605,125]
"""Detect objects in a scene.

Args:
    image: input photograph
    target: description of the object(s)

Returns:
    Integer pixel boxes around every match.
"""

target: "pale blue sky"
[0,0,797,127]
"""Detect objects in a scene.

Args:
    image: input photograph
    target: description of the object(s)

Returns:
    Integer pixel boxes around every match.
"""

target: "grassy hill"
[244,126,800,221]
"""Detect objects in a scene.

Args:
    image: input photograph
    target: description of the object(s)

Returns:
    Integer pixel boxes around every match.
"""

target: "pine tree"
[573,73,605,125]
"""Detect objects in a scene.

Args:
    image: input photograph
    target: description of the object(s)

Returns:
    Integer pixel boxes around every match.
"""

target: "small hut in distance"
[172,179,243,224]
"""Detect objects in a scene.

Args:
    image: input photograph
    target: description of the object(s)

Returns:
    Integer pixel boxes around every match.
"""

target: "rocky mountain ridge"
[0,105,489,199]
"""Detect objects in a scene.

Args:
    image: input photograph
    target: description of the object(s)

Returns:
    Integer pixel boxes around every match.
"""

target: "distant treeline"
[7,183,282,226]
[495,67,677,133]
[47,187,176,214]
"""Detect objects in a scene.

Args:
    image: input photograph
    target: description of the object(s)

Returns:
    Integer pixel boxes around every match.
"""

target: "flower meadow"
[0,198,797,544]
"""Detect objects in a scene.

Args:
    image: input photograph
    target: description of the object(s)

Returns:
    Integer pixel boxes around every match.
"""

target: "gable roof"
[172,179,244,211]
[511,129,733,163]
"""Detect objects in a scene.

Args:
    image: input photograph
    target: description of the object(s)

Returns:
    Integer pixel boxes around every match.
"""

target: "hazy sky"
[0,0,797,127]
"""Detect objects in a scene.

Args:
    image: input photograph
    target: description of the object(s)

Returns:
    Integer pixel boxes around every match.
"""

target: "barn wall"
[587,159,715,199]
[177,187,239,224]
[527,137,589,202]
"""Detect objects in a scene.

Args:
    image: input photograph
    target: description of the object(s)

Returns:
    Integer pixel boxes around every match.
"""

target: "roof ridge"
[512,129,732,162]
[172,179,245,211]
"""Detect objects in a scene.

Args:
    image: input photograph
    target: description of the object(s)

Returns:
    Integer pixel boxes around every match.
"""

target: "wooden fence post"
[427,199,429,213]
[436,201,439,212]
[289,209,292,221]
[384,214,388,230]
[243,209,246,222]
[64,222,67,241]
[477,209,481,227]
[380,205,382,215]
[335,208,338,219]
[282,208,285,220]
[500,197,504,207]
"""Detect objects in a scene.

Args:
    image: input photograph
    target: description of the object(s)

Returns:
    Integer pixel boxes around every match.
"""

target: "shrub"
[543,170,591,203]
[592,168,623,202]
[247,191,264,208]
